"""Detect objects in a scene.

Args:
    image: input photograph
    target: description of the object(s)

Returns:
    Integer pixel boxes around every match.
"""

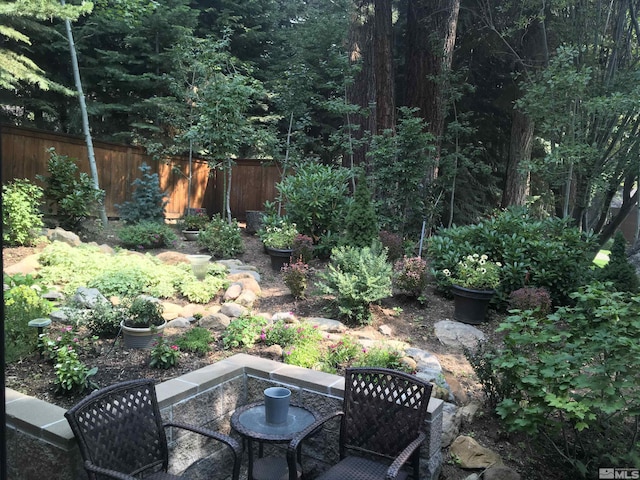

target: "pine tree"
[343,172,379,248]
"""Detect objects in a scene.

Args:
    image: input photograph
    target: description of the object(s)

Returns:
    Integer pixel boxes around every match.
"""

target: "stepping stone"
[434,320,485,350]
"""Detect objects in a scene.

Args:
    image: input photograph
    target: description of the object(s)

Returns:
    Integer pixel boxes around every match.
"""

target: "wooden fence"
[0,124,282,220]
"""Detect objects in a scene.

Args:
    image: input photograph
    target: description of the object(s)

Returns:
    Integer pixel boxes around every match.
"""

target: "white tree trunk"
[61,0,108,227]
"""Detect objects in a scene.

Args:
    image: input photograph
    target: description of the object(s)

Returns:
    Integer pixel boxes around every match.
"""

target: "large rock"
[47,228,81,246]
[155,251,189,265]
[441,402,461,448]
[434,320,485,350]
[450,436,502,469]
[4,254,41,275]
[223,283,243,301]
[307,317,347,333]
[199,312,231,331]
[71,287,109,308]
[219,302,248,318]
[484,465,521,480]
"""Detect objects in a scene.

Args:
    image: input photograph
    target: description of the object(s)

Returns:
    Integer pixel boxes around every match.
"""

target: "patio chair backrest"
[65,379,169,479]
[340,367,433,461]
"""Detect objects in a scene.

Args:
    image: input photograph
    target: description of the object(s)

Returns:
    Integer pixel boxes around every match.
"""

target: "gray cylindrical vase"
[264,387,291,424]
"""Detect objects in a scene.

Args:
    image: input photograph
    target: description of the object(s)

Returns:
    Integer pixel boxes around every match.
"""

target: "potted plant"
[260,221,299,271]
[443,254,502,324]
[120,296,167,349]
[181,212,209,240]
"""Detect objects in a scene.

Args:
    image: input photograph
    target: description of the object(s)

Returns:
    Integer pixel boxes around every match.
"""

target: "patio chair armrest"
[84,461,137,480]
[285,411,344,480]
[385,431,426,480]
[163,421,242,479]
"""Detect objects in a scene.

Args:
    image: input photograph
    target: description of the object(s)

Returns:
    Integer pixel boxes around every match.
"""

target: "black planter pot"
[451,284,495,325]
[265,246,293,272]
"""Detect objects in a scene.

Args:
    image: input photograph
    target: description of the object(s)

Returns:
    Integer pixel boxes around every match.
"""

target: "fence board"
[1,124,280,220]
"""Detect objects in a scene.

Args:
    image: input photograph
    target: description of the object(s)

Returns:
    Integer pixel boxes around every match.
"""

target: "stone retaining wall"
[6,354,443,479]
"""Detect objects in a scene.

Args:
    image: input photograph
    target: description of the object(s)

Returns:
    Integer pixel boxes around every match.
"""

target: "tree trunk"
[373,0,394,134]
[345,1,375,168]
[405,0,460,181]
[501,109,533,207]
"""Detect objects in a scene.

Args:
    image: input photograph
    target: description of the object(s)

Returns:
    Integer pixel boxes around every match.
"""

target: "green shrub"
[222,315,268,349]
[149,337,180,369]
[197,214,244,258]
[469,282,640,474]
[317,245,392,325]
[37,148,104,230]
[4,284,53,363]
[116,162,167,224]
[320,335,362,373]
[291,234,314,263]
[175,327,213,356]
[2,179,44,246]
[342,172,379,248]
[179,275,228,304]
[427,206,596,305]
[354,344,414,373]
[597,231,639,293]
[117,221,178,250]
[54,346,98,394]
[277,162,351,245]
[283,342,322,368]
[262,320,322,348]
[76,298,124,338]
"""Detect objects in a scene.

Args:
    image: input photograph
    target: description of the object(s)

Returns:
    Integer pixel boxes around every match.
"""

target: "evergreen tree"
[343,172,379,248]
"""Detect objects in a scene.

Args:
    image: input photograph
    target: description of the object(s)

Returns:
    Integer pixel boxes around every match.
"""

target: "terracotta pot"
[451,284,495,325]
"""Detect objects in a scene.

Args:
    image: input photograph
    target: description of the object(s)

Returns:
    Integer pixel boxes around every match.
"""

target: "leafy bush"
[54,346,97,394]
[354,345,414,373]
[180,212,210,231]
[320,335,362,373]
[116,162,168,224]
[37,148,104,230]
[40,324,95,363]
[117,221,178,250]
[283,342,322,368]
[4,284,53,363]
[197,214,244,258]
[281,259,310,298]
[149,337,180,369]
[597,231,638,293]
[317,245,392,325]
[179,275,228,304]
[342,172,379,248]
[222,314,268,349]
[75,298,124,338]
[427,206,596,304]
[175,327,213,356]
[468,282,640,474]
[2,179,44,246]
[277,162,351,245]
[393,256,429,298]
[262,320,322,347]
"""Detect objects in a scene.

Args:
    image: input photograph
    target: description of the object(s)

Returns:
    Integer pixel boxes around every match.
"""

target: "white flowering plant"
[443,253,502,290]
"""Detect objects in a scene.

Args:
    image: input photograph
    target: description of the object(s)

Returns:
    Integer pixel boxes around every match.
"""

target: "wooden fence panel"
[1,125,280,220]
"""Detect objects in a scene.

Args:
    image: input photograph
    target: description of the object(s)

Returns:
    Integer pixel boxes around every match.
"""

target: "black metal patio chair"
[286,367,433,480]
[65,378,242,480]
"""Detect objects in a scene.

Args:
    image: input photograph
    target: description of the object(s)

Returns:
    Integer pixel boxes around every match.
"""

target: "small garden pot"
[265,246,293,272]
[121,320,167,349]
[451,284,495,324]
[187,254,211,280]
[182,230,200,241]
[264,386,291,424]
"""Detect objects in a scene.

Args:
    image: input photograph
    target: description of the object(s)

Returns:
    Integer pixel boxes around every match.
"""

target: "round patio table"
[231,401,318,480]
